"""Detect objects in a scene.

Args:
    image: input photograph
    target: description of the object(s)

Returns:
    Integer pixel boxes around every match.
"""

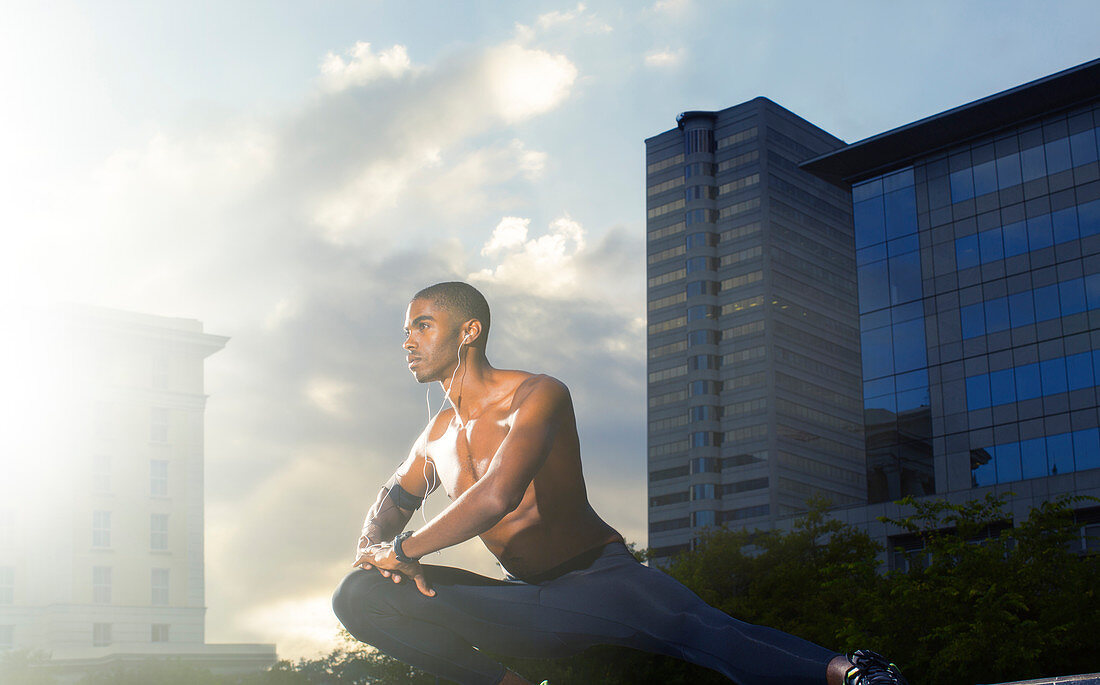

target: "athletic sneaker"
[843,649,908,685]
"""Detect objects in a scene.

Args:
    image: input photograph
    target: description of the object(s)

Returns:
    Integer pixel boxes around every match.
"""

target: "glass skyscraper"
[803,58,1100,555]
[645,99,864,559]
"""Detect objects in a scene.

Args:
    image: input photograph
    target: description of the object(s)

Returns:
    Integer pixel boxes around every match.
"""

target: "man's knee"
[332,569,396,626]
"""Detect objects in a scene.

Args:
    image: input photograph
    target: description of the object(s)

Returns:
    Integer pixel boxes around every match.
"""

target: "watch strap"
[392,530,419,563]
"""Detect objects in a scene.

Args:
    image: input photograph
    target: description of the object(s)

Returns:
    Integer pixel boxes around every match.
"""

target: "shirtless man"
[331,281,907,685]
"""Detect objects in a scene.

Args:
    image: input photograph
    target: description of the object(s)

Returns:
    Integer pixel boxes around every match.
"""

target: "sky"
[2,0,1098,662]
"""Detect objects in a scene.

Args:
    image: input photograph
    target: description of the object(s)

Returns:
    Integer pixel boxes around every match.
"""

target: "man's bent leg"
[332,566,576,685]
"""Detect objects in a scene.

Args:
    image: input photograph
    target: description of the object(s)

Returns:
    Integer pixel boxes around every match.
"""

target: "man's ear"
[462,319,482,344]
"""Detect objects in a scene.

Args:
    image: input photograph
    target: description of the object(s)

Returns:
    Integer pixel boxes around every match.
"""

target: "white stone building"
[0,305,274,677]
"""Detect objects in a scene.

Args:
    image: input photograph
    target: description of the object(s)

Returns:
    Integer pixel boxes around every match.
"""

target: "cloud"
[513,3,613,43]
[536,3,613,33]
[650,0,691,13]
[320,42,414,92]
[481,216,531,255]
[644,47,686,68]
[485,44,578,124]
[470,215,587,298]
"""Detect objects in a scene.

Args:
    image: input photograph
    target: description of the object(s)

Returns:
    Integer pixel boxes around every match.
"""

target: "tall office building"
[0,305,275,677]
[801,59,1100,555]
[645,99,866,559]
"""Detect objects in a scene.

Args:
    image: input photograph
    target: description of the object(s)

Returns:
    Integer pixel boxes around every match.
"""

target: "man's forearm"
[400,478,513,559]
[361,486,415,544]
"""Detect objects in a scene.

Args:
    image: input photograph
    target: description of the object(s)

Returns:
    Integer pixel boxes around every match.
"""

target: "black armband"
[386,482,424,511]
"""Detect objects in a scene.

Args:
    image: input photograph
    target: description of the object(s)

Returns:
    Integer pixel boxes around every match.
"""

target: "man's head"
[403,282,491,383]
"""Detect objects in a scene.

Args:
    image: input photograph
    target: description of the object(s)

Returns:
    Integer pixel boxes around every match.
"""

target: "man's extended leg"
[333,543,843,685]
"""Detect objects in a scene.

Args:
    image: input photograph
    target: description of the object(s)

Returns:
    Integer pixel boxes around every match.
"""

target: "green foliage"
[75,660,224,685]
[865,493,1100,685]
[0,649,58,685]
[664,497,882,651]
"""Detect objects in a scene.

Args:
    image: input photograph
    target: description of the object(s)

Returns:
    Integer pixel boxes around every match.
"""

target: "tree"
[0,649,57,685]
[863,493,1100,685]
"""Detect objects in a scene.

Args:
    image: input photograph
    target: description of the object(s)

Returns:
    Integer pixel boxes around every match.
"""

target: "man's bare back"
[420,371,622,579]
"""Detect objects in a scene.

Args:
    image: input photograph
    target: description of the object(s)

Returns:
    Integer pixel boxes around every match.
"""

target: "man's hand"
[352,542,435,598]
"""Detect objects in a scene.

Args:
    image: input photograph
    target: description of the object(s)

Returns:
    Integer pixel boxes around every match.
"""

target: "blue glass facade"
[853,169,934,501]
[852,102,1100,500]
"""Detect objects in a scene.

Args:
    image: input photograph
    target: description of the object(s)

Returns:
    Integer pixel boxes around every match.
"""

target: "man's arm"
[354,442,436,560]
[398,375,569,560]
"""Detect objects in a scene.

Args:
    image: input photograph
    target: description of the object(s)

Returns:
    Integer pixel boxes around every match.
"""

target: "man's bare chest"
[426,415,511,496]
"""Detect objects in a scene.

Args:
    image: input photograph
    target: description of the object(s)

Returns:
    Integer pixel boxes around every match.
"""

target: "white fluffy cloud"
[536,3,613,33]
[645,47,686,68]
[651,0,691,13]
[471,215,588,298]
[481,216,531,255]
[485,44,578,123]
[319,42,414,91]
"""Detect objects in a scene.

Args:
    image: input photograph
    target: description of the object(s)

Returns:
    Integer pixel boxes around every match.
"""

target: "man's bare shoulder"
[508,373,570,414]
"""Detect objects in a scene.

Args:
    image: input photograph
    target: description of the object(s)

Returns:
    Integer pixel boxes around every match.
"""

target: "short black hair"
[412,281,491,347]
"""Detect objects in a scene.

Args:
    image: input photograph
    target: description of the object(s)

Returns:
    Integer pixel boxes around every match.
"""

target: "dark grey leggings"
[332,542,835,685]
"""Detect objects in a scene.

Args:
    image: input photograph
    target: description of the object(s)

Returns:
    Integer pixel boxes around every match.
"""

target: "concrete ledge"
[992,675,1100,685]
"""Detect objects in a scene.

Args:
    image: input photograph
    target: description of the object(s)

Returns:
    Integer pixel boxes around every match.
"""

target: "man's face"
[403,298,462,383]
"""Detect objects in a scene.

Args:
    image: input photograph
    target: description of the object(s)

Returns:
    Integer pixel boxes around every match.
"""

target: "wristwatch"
[392,530,420,563]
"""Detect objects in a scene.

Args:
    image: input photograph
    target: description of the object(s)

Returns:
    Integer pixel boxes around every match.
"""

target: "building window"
[716,127,757,150]
[650,518,690,533]
[0,567,12,604]
[647,152,684,174]
[92,454,110,494]
[689,406,721,423]
[150,460,168,497]
[690,380,721,397]
[685,128,714,154]
[684,162,716,178]
[0,509,12,549]
[151,568,169,606]
[690,457,720,474]
[150,407,169,442]
[92,511,111,548]
[691,484,717,500]
[0,625,12,650]
[92,567,111,604]
[685,208,719,225]
[692,510,717,528]
[686,305,718,322]
[151,514,169,551]
[92,623,112,647]
[686,280,719,298]
[685,256,718,274]
[720,504,770,522]
[688,354,719,371]
[690,431,723,448]
[151,624,170,643]
[685,232,719,250]
[649,465,689,482]
[688,329,719,346]
[684,185,718,201]
[650,491,690,507]
[152,355,169,389]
